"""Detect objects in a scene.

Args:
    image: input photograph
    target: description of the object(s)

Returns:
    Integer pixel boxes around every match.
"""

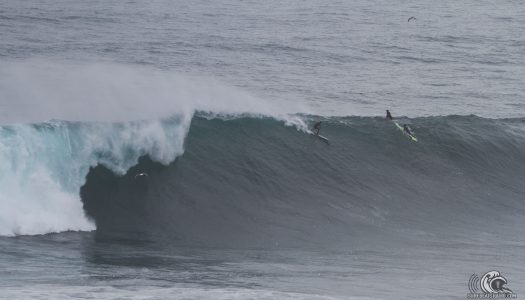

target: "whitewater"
[1,0,525,299]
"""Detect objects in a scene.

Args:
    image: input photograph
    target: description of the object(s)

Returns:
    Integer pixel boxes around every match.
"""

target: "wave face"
[77,115,525,248]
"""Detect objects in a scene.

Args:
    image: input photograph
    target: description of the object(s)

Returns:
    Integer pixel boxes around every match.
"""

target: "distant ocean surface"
[2,0,525,119]
[0,1,524,299]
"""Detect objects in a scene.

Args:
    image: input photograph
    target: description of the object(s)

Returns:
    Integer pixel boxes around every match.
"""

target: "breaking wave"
[2,113,525,248]
[1,61,524,247]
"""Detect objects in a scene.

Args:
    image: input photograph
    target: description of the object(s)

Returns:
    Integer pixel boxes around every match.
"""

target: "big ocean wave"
[2,114,525,247]
[1,61,524,248]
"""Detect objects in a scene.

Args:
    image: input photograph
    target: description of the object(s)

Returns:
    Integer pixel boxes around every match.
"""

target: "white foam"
[0,118,190,236]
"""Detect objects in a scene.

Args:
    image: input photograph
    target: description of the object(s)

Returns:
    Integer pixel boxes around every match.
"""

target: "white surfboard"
[310,132,329,144]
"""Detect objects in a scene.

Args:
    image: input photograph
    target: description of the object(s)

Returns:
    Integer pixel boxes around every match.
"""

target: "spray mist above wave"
[0,60,309,124]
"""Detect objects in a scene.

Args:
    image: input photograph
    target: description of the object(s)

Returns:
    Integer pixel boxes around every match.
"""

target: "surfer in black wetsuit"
[312,121,322,135]
[403,124,413,136]
[386,110,393,120]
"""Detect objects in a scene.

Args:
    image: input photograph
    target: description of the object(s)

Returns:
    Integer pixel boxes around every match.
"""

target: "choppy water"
[1,1,524,299]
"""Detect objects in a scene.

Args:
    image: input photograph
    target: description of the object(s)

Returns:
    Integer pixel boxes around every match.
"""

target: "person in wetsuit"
[386,110,393,120]
[403,124,413,136]
[312,121,322,135]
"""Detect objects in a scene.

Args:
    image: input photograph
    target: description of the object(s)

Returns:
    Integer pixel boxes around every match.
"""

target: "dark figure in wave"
[312,121,322,135]
[403,124,413,136]
[386,110,393,120]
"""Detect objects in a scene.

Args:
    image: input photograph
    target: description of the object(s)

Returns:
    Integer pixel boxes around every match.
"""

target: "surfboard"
[310,132,329,144]
[394,121,418,142]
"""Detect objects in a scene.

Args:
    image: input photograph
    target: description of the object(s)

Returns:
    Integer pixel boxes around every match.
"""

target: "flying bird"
[134,173,149,179]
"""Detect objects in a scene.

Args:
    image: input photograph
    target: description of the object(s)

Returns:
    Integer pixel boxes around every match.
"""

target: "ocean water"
[1,1,524,299]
